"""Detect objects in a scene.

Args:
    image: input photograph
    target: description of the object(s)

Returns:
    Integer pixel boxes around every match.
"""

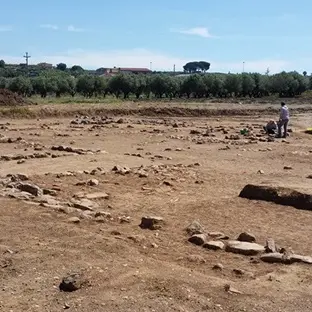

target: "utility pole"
[173,64,176,74]
[23,52,31,66]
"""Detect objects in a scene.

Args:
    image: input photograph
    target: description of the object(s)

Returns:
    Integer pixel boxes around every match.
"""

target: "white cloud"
[174,27,213,38]
[67,25,85,32]
[0,48,300,73]
[40,24,58,30]
[0,25,13,32]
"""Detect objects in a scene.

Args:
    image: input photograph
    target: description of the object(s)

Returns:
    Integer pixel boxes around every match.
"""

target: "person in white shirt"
[277,102,289,138]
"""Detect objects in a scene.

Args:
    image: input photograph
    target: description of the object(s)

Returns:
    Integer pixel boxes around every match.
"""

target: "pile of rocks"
[70,115,125,126]
[186,221,312,265]
[51,145,105,155]
[0,174,121,223]
[0,152,71,162]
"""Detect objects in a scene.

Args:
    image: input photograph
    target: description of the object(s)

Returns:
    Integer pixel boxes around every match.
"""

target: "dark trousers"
[278,119,289,138]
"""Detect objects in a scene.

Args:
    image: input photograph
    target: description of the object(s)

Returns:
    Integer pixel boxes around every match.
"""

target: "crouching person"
[263,120,277,135]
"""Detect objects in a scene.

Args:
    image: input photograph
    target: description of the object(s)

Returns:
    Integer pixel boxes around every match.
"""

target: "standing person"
[277,102,289,138]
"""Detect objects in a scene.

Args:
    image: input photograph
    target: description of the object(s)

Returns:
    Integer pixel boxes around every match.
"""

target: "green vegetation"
[0,60,311,100]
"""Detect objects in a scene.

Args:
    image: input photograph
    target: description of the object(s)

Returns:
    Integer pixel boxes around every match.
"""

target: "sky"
[0,0,311,73]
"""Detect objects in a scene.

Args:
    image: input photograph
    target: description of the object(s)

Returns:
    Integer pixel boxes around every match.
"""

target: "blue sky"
[0,0,311,73]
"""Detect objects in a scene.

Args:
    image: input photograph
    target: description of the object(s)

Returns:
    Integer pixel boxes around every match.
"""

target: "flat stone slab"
[71,198,99,211]
[261,253,312,264]
[203,240,225,251]
[225,240,265,256]
[239,184,312,211]
[76,192,110,200]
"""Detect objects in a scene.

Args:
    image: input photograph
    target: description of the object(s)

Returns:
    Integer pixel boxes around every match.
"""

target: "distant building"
[101,67,152,76]
[119,67,151,74]
[37,62,53,69]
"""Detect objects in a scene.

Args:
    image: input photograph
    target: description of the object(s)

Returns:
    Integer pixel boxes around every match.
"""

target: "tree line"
[0,70,311,99]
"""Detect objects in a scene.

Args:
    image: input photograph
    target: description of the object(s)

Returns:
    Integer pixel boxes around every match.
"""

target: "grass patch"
[0,106,36,118]
[34,95,122,105]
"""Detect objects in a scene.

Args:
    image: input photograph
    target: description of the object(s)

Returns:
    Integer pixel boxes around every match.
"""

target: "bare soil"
[1,103,312,311]
[0,89,29,106]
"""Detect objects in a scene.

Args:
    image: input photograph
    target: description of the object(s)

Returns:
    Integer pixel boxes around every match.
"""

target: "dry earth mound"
[0,88,29,106]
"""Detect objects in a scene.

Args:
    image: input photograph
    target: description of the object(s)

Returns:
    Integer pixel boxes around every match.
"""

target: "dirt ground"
[1,104,312,311]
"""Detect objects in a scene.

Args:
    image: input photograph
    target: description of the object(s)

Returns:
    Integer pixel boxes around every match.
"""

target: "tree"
[108,74,133,99]
[0,77,6,88]
[70,65,84,77]
[224,74,242,96]
[183,61,210,73]
[180,74,206,98]
[56,63,67,71]
[8,76,33,96]
[269,71,300,97]
[76,75,95,97]
[150,75,170,98]
[0,60,5,68]
[93,76,106,97]
[211,75,225,97]
[132,75,147,99]
[303,71,307,77]
[241,73,256,97]
[71,65,84,72]
[252,73,269,97]
[198,61,210,73]
[32,77,48,97]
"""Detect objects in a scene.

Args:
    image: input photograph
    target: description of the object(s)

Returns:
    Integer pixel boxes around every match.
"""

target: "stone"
[260,253,287,264]
[95,212,112,221]
[186,255,206,264]
[290,254,312,264]
[37,195,61,206]
[239,184,312,211]
[78,192,109,200]
[112,165,131,175]
[87,179,99,186]
[237,232,256,243]
[59,273,87,292]
[137,170,148,178]
[68,217,80,224]
[224,284,243,294]
[212,263,224,271]
[208,231,228,239]
[7,173,29,182]
[71,198,99,211]
[15,182,43,197]
[7,190,33,200]
[284,166,293,170]
[265,238,277,253]
[188,234,207,246]
[119,216,131,223]
[225,240,265,256]
[139,216,164,230]
[257,170,264,175]
[261,252,312,265]
[43,188,57,196]
[232,269,255,279]
[186,221,205,236]
[203,240,225,251]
